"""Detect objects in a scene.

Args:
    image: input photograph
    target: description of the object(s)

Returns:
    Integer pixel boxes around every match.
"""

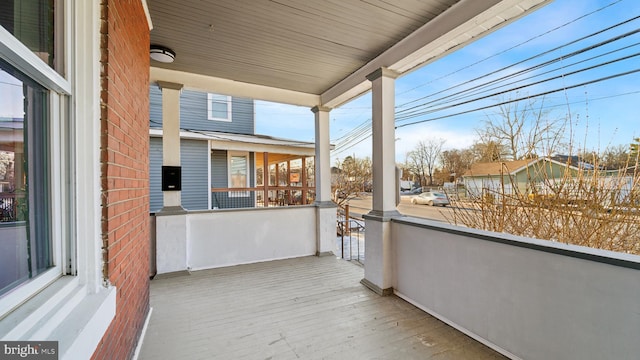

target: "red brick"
[92,1,150,359]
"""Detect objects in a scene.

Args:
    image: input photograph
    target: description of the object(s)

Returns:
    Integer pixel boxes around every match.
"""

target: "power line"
[334,17,640,148]
[395,69,640,129]
[333,46,640,150]
[396,13,640,111]
[396,0,628,101]
[396,52,640,122]
[396,31,640,117]
[424,41,640,109]
[331,89,640,155]
[331,1,639,154]
[333,12,640,148]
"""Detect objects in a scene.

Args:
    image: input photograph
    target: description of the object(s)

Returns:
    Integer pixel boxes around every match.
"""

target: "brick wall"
[92,1,150,359]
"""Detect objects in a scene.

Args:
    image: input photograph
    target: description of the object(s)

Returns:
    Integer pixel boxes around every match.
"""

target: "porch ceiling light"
[150,45,176,63]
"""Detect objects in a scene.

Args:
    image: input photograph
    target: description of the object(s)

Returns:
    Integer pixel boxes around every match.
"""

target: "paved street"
[344,194,455,222]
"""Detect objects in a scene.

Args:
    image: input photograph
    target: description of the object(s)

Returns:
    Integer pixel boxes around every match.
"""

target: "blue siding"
[210,150,228,188]
[181,140,209,210]
[149,137,163,212]
[149,138,209,211]
[149,86,254,134]
[149,86,162,127]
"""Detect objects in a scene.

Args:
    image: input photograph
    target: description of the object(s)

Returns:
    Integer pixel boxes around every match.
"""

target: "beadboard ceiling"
[148,0,551,107]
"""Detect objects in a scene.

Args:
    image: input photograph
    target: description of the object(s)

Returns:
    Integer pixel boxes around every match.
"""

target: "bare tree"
[478,96,567,160]
[332,156,372,206]
[630,137,640,163]
[406,138,445,186]
[470,140,507,163]
[600,144,630,170]
[440,148,474,182]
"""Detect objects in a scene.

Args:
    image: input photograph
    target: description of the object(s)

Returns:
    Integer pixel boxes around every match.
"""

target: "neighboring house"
[462,157,579,198]
[463,156,635,205]
[149,87,318,212]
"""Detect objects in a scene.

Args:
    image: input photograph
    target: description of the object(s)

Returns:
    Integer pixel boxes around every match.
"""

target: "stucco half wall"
[156,206,320,273]
[391,217,640,360]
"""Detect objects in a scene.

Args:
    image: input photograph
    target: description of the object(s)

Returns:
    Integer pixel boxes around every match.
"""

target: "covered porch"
[150,0,556,275]
[146,1,640,359]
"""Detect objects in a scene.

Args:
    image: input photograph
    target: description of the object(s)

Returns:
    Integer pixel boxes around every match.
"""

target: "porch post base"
[316,202,337,256]
[361,278,393,296]
[316,251,334,257]
[152,269,191,280]
[158,205,186,214]
[155,212,188,274]
[362,213,395,293]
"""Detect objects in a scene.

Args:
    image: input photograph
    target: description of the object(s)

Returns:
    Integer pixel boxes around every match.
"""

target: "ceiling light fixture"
[150,45,176,63]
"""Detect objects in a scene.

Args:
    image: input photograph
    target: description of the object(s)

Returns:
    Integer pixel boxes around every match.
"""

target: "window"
[0,0,67,316]
[0,61,53,297]
[0,0,58,71]
[228,152,248,197]
[207,93,232,121]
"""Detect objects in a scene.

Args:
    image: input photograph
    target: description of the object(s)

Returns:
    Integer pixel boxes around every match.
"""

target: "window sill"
[0,276,116,360]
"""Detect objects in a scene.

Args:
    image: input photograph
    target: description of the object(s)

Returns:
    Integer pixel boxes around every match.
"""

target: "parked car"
[408,187,423,195]
[411,191,450,206]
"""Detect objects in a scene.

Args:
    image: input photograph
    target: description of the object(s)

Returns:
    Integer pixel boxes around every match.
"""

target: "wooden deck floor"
[138,256,505,360]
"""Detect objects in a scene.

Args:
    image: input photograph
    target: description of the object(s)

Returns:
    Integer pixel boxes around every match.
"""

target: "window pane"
[290,159,301,187]
[278,162,288,186]
[0,0,56,68]
[269,164,276,186]
[210,95,229,120]
[256,166,263,186]
[306,157,315,187]
[0,60,52,297]
[230,155,247,188]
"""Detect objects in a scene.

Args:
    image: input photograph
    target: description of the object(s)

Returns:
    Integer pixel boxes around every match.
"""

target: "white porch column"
[156,81,188,275]
[312,106,332,202]
[158,81,184,210]
[312,106,337,256]
[362,67,400,296]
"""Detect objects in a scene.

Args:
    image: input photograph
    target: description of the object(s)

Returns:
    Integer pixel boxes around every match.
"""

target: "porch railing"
[337,205,365,264]
[211,187,315,209]
[0,193,24,222]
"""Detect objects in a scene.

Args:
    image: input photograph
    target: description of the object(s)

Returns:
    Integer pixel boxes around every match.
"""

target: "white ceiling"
[148,0,552,107]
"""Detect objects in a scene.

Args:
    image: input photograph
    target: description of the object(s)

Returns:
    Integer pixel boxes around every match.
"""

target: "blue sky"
[255,0,640,164]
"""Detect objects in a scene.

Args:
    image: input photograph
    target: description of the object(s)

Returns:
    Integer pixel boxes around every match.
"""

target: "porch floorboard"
[138,256,505,360]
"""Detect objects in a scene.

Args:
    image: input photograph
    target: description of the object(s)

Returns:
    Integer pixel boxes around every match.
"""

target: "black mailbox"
[162,165,181,191]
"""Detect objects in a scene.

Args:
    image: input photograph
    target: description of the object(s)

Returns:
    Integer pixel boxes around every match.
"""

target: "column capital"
[366,67,400,82]
[157,81,184,91]
[311,105,332,114]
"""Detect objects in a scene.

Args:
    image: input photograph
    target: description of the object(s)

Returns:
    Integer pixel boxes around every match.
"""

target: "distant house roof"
[462,157,582,178]
[463,159,535,177]
[550,154,597,170]
[149,128,332,156]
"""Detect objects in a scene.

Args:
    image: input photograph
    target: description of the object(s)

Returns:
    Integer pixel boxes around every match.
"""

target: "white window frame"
[0,9,70,317]
[0,2,116,358]
[228,151,249,197]
[207,93,232,122]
